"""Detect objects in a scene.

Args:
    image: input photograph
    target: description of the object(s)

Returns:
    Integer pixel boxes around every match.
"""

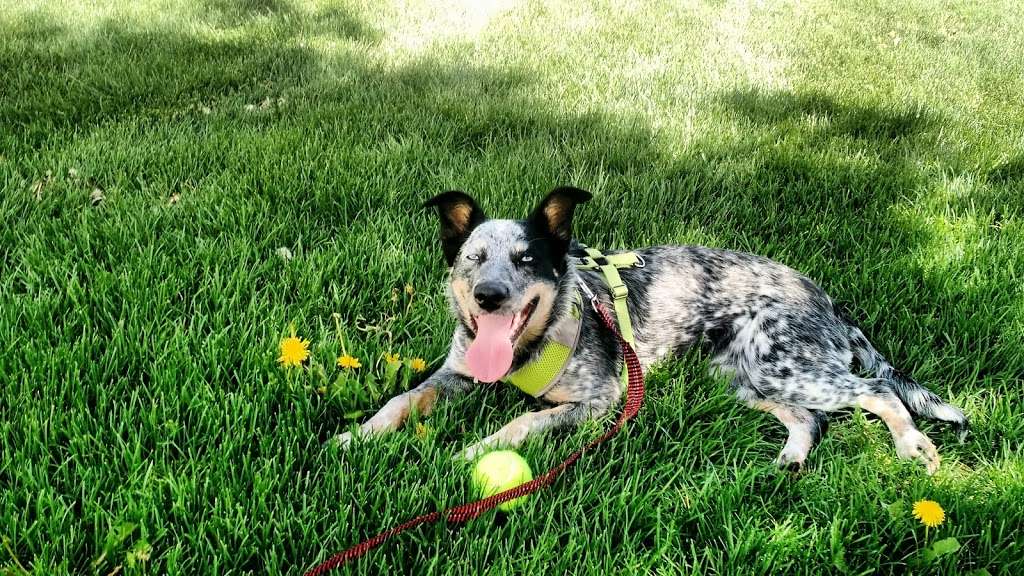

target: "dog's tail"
[846,321,969,442]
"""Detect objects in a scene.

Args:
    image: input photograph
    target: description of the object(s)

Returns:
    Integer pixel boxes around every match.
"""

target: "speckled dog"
[337,187,968,472]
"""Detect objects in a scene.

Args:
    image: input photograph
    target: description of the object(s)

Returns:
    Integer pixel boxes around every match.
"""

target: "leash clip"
[577,278,601,312]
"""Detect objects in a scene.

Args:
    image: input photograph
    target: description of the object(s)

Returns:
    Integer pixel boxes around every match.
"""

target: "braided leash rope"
[305,297,645,575]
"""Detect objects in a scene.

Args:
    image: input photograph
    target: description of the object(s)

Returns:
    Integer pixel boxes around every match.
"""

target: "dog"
[336,187,968,472]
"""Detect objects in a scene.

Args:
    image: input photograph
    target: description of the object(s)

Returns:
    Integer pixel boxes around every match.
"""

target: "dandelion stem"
[333,314,347,356]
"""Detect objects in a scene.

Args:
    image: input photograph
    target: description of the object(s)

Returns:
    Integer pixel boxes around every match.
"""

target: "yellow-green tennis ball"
[471,450,534,511]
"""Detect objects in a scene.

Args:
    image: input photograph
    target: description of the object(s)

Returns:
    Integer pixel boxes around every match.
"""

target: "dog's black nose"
[474,281,509,312]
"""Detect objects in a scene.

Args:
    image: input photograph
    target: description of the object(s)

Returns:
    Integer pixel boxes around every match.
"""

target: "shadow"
[0,1,385,152]
[979,155,1024,224]
[201,0,298,25]
[723,88,935,142]
[986,155,1024,185]
[201,0,297,20]
[312,4,383,42]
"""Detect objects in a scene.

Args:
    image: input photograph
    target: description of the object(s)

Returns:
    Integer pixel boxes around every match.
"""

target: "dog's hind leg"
[748,400,829,471]
[858,391,940,474]
[459,400,608,461]
[847,324,968,440]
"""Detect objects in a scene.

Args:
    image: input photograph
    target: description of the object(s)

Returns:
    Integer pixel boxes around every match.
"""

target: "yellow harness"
[501,248,642,396]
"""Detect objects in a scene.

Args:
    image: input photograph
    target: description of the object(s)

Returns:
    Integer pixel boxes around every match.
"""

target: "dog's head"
[424,187,591,382]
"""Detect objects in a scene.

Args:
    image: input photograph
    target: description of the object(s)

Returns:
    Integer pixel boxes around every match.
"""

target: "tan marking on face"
[450,277,473,320]
[514,282,558,349]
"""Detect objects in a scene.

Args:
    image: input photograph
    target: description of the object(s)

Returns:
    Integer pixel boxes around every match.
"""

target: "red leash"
[305,298,645,575]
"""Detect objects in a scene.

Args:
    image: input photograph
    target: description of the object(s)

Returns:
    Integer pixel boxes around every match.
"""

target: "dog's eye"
[520,255,534,263]
[466,253,482,262]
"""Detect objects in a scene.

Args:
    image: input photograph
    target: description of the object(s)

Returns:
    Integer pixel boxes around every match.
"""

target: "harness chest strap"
[501,248,640,396]
[576,248,640,389]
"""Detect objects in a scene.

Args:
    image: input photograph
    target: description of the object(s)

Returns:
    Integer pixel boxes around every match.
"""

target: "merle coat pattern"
[337,187,968,472]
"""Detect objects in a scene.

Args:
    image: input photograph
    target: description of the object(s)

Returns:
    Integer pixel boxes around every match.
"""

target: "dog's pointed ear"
[423,191,487,266]
[528,186,592,257]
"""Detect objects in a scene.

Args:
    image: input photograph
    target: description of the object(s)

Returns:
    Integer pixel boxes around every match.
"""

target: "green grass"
[2,0,1023,573]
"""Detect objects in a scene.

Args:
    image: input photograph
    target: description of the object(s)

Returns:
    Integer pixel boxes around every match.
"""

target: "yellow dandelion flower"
[337,354,362,369]
[404,283,415,296]
[913,500,945,528]
[409,357,427,372]
[414,422,430,440]
[384,352,401,365]
[278,336,310,367]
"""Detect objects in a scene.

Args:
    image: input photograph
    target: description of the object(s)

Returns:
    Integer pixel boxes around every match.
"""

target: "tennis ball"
[471,450,534,511]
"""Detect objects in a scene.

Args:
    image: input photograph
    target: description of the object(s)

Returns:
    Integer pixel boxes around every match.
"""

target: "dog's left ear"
[528,186,593,259]
[423,191,487,266]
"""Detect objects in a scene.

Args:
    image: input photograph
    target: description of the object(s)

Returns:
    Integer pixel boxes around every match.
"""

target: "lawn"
[1,0,1022,573]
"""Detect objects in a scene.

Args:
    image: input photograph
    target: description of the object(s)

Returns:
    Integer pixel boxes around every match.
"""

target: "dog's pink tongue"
[466,314,516,383]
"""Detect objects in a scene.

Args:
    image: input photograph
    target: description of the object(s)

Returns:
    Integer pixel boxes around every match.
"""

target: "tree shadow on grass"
[723,88,935,143]
[1,18,301,151]
[986,155,1024,185]
[0,2,384,153]
[200,0,299,23]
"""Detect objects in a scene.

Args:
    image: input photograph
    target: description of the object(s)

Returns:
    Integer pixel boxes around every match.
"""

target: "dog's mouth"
[469,297,537,340]
[465,296,539,383]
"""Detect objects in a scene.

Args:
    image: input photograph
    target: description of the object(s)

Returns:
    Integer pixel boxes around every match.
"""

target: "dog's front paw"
[775,449,806,473]
[457,441,489,462]
[332,431,356,449]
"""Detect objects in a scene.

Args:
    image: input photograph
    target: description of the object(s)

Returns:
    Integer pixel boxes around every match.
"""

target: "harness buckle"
[611,283,629,300]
